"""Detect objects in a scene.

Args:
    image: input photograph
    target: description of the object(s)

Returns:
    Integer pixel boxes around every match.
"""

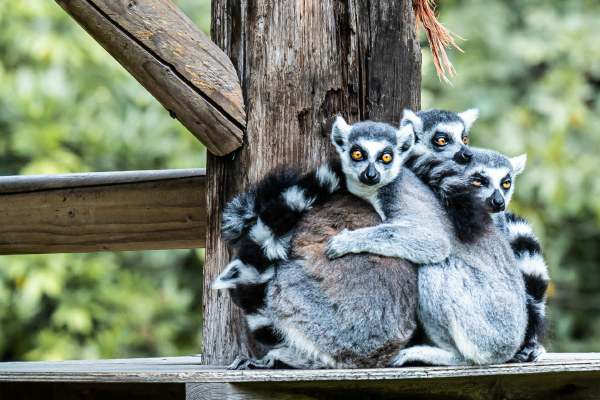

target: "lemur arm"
[325,222,451,264]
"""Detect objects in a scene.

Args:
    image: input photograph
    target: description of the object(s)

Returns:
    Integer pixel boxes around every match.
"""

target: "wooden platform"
[1,353,599,399]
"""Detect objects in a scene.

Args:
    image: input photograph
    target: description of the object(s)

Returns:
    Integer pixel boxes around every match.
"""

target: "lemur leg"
[325,224,450,264]
[390,345,466,367]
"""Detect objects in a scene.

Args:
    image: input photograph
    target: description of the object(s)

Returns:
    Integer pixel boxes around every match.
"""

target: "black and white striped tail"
[505,212,550,362]
[405,148,491,243]
[213,160,345,345]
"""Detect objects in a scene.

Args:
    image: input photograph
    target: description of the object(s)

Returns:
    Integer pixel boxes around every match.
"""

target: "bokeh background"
[0,0,598,361]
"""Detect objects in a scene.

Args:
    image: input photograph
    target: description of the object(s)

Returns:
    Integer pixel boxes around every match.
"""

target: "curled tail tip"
[221,192,257,241]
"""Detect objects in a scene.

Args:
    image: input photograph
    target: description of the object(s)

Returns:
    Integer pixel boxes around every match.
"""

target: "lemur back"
[267,194,418,368]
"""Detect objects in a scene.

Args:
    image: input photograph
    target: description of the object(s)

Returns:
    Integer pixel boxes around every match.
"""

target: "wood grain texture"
[1,354,600,400]
[204,0,422,365]
[0,170,205,254]
[185,373,600,400]
[56,0,245,156]
[1,382,184,400]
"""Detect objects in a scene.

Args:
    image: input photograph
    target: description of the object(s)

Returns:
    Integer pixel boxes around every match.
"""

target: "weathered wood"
[205,0,422,365]
[0,353,597,382]
[1,354,600,399]
[185,373,600,400]
[0,170,205,254]
[56,0,245,156]
[1,382,184,400]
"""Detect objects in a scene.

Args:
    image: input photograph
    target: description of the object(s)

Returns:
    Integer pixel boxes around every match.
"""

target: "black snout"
[486,190,505,212]
[359,163,381,186]
[454,146,474,165]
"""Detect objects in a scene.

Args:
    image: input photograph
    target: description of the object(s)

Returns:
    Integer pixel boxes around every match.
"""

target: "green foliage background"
[0,0,598,360]
[0,0,208,361]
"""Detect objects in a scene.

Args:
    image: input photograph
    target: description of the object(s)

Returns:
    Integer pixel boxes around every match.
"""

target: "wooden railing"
[0,170,206,254]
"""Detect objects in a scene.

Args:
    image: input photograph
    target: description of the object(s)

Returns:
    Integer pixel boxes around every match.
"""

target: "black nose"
[487,190,505,212]
[454,146,473,164]
[359,164,380,186]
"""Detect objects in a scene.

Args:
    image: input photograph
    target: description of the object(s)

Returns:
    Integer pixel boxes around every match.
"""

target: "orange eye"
[462,136,470,145]
[381,153,393,164]
[502,180,512,190]
[351,150,363,161]
[472,179,482,187]
[435,137,447,146]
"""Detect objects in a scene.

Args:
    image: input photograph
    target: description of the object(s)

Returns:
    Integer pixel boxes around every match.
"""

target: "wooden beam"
[0,354,599,399]
[0,170,205,254]
[56,0,245,156]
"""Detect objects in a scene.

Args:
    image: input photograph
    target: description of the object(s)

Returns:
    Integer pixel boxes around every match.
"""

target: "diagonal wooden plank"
[56,0,245,156]
[0,170,206,254]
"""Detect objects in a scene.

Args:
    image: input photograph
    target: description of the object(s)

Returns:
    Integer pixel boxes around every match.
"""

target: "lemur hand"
[325,229,355,259]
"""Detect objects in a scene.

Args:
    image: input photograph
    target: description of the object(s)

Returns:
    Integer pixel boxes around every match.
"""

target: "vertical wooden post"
[203,0,422,365]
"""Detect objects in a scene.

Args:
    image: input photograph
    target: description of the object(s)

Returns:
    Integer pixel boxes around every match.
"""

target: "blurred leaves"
[423,0,600,352]
[0,0,208,361]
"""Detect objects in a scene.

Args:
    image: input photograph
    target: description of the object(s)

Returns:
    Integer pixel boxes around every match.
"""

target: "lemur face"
[331,117,414,189]
[466,148,527,213]
[401,108,479,164]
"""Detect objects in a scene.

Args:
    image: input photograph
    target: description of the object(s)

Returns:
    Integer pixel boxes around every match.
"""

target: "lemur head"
[331,116,414,189]
[465,148,527,213]
[401,108,479,164]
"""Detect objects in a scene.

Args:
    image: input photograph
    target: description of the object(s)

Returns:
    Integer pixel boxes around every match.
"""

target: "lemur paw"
[325,230,353,259]
[510,344,546,363]
[227,355,275,370]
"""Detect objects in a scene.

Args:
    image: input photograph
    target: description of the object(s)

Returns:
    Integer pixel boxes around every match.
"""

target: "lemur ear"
[331,116,352,152]
[400,109,423,134]
[510,154,527,175]
[396,124,415,152]
[458,108,479,131]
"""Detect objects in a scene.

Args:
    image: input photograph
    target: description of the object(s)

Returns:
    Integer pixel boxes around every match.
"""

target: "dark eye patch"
[431,132,451,149]
[471,173,489,186]
[350,145,366,155]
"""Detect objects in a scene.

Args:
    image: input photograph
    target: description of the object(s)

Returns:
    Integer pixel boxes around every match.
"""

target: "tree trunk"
[203,0,421,365]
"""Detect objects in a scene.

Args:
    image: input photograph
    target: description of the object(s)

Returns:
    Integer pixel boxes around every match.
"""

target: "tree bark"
[204,0,421,365]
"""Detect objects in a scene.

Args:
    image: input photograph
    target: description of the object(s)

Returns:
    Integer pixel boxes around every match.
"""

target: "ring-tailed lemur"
[214,109,481,352]
[216,115,527,368]
[464,148,550,362]
[267,119,526,368]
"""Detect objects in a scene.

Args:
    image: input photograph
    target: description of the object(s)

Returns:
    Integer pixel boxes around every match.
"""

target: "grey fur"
[264,194,419,368]
[221,111,528,368]
[325,172,451,264]
[466,147,549,362]
[318,117,528,366]
[263,165,527,367]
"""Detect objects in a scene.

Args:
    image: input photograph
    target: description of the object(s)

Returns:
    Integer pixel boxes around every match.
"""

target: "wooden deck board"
[0,353,599,383]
